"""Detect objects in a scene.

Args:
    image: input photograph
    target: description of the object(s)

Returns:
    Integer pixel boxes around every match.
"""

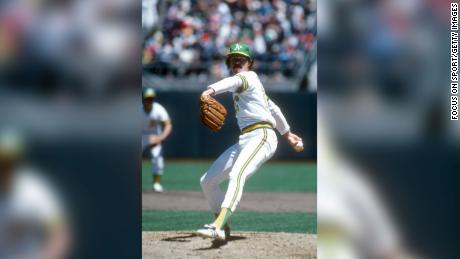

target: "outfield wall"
[153,91,316,160]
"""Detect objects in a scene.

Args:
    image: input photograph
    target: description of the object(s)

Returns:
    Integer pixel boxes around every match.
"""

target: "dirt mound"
[142,231,316,259]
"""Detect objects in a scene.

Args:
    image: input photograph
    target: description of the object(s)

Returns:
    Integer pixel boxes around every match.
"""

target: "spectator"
[142,0,317,80]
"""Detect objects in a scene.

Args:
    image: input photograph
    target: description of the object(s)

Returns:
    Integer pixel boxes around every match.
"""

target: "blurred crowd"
[318,0,454,258]
[142,0,317,80]
[0,0,139,98]
[1,1,142,256]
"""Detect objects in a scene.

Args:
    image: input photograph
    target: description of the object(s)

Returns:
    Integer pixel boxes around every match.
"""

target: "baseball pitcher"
[197,43,304,240]
[142,88,172,192]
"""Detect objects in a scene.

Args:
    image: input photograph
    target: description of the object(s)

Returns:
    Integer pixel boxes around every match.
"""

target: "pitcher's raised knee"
[200,173,215,189]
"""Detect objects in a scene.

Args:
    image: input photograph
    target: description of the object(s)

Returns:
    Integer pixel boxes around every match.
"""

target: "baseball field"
[142,160,317,258]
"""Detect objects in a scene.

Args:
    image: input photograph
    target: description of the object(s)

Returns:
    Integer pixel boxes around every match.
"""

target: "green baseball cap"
[143,88,156,99]
[226,43,252,60]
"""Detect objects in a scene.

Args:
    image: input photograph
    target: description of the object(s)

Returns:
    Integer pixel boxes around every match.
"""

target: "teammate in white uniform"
[0,129,70,259]
[197,43,304,240]
[142,88,173,192]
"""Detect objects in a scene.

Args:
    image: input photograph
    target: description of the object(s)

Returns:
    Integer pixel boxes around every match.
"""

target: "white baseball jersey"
[142,102,171,136]
[208,71,290,135]
[0,169,65,258]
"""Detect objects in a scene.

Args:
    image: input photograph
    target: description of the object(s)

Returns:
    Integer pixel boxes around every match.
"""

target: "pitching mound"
[142,231,316,259]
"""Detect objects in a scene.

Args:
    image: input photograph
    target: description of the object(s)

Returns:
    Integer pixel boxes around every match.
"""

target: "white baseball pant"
[142,135,164,175]
[150,144,164,175]
[200,127,278,213]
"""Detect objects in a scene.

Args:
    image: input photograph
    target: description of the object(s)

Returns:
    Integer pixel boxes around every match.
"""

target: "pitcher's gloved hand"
[200,95,227,132]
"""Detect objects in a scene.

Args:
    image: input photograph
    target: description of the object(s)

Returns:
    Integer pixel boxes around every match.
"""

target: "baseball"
[294,141,304,152]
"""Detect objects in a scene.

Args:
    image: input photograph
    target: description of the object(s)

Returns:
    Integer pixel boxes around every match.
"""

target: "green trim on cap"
[226,51,251,58]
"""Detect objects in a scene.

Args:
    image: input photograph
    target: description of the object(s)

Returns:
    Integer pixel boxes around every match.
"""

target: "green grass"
[142,210,317,234]
[142,160,316,192]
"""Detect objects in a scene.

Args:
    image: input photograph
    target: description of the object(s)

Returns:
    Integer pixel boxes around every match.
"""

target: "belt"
[241,122,273,134]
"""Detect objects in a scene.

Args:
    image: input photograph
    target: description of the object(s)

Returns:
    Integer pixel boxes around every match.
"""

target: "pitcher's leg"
[222,129,278,212]
[216,129,276,228]
[200,144,239,213]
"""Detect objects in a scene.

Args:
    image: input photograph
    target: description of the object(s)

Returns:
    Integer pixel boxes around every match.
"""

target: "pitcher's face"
[228,55,250,74]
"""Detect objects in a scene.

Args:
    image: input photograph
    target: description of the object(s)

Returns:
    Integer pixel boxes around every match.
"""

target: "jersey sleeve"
[207,73,248,95]
[268,99,290,135]
[15,171,65,225]
[156,103,171,124]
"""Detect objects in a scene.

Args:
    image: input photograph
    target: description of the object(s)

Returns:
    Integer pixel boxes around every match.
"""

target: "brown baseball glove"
[200,95,227,132]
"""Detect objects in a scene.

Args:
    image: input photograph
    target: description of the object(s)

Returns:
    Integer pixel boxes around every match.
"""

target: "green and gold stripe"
[229,128,267,210]
[241,122,273,134]
[236,75,249,93]
[213,208,232,229]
